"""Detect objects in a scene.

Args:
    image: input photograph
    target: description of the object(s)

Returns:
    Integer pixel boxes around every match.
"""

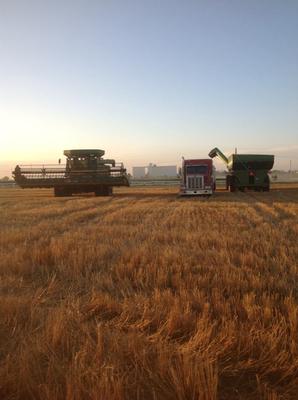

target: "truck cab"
[180,158,215,196]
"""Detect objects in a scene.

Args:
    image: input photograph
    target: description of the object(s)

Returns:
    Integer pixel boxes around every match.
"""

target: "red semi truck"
[180,158,215,196]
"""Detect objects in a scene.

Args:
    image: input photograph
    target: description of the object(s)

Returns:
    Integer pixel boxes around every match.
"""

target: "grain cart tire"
[263,176,270,192]
[227,175,236,192]
[228,176,236,192]
[230,176,240,192]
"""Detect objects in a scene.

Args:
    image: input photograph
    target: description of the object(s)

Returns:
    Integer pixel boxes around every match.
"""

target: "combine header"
[13,149,129,196]
[208,147,274,192]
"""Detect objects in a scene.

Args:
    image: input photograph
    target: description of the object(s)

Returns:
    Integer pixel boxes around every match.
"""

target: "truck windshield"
[186,165,208,174]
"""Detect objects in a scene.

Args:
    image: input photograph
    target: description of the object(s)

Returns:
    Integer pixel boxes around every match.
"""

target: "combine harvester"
[180,157,215,196]
[208,147,274,192]
[13,149,129,196]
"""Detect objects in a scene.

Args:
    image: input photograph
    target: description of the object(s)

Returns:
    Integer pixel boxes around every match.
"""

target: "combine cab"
[13,149,129,196]
[180,158,215,196]
[208,147,274,192]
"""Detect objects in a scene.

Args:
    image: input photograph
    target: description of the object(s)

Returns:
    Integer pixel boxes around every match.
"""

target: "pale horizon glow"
[1,0,298,177]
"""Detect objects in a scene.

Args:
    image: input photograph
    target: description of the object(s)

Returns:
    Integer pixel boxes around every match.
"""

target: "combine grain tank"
[13,149,129,196]
[208,147,274,192]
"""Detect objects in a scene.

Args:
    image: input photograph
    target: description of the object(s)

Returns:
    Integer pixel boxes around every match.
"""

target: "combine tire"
[54,187,72,197]
[95,187,113,196]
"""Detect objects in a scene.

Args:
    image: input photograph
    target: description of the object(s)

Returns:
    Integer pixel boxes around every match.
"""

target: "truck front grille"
[187,176,203,189]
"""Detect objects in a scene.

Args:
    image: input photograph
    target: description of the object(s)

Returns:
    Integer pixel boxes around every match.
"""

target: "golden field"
[0,185,298,400]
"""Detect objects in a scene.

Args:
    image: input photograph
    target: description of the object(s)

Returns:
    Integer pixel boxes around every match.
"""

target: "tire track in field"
[240,191,297,225]
[36,198,140,237]
[0,198,135,249]
[273,203,298,220]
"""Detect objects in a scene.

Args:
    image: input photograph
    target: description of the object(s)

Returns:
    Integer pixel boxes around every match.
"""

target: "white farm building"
[147,164,177,178]
[132,167,146,179]
[132,164,177,178]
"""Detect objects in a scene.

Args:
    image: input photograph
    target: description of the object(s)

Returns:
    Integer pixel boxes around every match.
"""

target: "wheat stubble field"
[0,186,298,400]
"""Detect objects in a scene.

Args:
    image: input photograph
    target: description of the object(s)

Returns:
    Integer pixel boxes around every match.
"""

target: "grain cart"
[13,149,129,196]
[208,148,274,192]
[180,158,215,195]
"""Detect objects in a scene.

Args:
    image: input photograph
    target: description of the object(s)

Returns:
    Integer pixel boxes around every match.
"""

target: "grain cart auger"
[13,149,130,197]
[208,147,274,192]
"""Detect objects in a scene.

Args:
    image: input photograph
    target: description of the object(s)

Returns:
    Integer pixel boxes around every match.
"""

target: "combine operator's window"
[186,165,208,174]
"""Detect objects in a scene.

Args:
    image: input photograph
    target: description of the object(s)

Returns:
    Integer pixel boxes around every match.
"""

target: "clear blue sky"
[0,0,298,174]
